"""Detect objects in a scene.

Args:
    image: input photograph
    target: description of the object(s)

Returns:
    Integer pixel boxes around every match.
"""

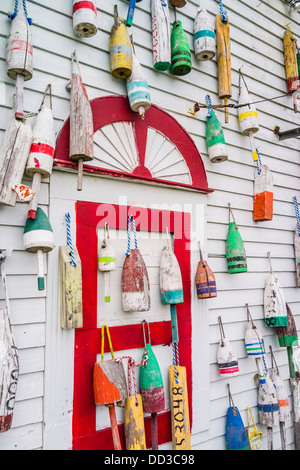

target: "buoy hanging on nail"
[253,159,273,222]
[283,25,300,94]
[170,12,191,76]
[226,384,249,450]
[226,204,247,274]
[121,215,150,312]
[293,196,300,287]
[98,223,116,303]
[277,303,298,349]
[72,0,98,37]
[69,51,94,191]
[126,35,151,120]
[0,111,32,207]
[264,252,288,328]
[23,207,55,290]
[217,316,239,377]
[244,304,265,359]
[216,2,231,123]
[26,84,55,220]
[195,243,217,298]
[193,4,216,61]
[151,0,171,71]
[205,95,228,163]
[110,5,132,79]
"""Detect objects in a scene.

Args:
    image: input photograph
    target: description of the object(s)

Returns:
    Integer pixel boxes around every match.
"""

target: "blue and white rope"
[172,343,179,384]
[256,147,262,175]
[9,0,32,24]
[293,196,300,236]
[219,0,228,23]
[65,213,77,267]
[205,94,213,119]
[125,215,138,257]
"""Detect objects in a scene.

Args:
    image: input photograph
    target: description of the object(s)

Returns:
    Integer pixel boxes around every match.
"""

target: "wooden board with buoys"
[217,316,239,377]
[283,25,300,94]
[264,252,288,328]
[245,407,263,450]
[170,11,191,76]
[194,3,216,61]
[59,213,82,330]
[293,196,300,287]
[216,2,231,123]
[195,243,217,299]
[72,0,98,37]
[23,207,55,291]
[253,159,273,222]
[93,325,128,450]
[127,35,151,120]
[226,384,249,450]
[226,204,247,273]
[205,95,228,163]
[98,223,116,303]
[121,215,150,312]
[69,51,94,192]
[26,84,56,219]
[139,320,165,450]
[151,0,171,71]
[110,5,132,79]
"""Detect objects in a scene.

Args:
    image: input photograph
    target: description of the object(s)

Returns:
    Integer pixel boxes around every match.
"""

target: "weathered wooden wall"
[0,0,299,450]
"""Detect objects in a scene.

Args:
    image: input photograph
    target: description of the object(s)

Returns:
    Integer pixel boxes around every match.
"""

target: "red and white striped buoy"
[253,164,273,222]
[217,316,239,377]
[26,84,55,219]
[73,0,98,37]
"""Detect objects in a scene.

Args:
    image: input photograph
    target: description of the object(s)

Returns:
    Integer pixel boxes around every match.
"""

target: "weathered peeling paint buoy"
[193,4,216,61]
[217,316,239,377]
[205,102,228,163]
[73,0,97,37]
[127,36,151,119]
[195,244,217,298]
[283,26,300,94]
[151,0,171,71]
[170,19,191,76]
[226,204,247,274]
[216,6,231,123]
[293,196,300,287]
[226,384,249,450]
[244,305,265,360]
[110,5,132,79]
[264,252,288,328]
[253,163,273,222]
[98,223,116,303]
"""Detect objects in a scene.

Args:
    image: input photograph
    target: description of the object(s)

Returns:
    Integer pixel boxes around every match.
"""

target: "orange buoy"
[253,163,273,222]
[195,245,217,299]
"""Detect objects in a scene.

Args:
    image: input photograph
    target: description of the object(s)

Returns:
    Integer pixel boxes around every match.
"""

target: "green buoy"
[226,204,247,274]
[170,20,191,76]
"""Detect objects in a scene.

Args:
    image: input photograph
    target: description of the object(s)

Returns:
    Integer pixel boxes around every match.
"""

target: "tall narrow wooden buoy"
[193,4,216,61]
[98,223,116,303]
[139,321,165,450]
[93,325,128,450]
[23,207,55,290]
[127,36,151,120]
[226,204,247,274]
[169,358,191,450]
[195,244,217,298]
[293,196,300,287]
[69,51,94,191]
[217,317,239,377]
[151,0,171,71]
[0,113,32,207]
[170,17,191,76]
[283,26,300,94]
[253,164,273,222]
[72,0,98,37]
[226,385,249,450]
[160,230,183,344]
[216,6,231,123]
[121,215,150,312]
[7,1,33,119]
[26,84,55,219]
[110,5,132,79]
[0,251,19,433]
[264,252,288,328]
[205,98,228,163]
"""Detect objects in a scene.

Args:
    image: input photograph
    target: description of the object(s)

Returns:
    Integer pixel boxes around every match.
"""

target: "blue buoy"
[226,385,249,450]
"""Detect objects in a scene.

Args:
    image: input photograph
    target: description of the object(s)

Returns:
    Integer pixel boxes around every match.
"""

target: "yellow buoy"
[110,5,132,79]
[216,13,231,123]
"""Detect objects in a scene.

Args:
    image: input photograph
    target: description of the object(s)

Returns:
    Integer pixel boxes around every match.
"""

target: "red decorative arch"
[54,95,213,193]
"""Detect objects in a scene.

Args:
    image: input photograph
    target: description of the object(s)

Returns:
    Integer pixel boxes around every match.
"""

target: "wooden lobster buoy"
[258,372,280,450]
[170,19,191,76]
[0,113,32,207]
[127,36,151,120]
[226,385,249,450]
[125,0,142,27]
[93,325,128,450]
[110,5,132,79]
[139,321,165,450]
[98,223,116,303]
[253,165,273,222]
[195,245,217,298]
[151,0,171,71]
[69,51,94,191]
[277,303,298,349]
[217,316,239,377]
[205,108,228,163]
[26,84,55,219]
[160,231,183,343]
[23,207,55,290]
[264,252,288,328]
[216,10,231,123]
[244,305,265,360]
[293,196,300,287]
[226,204,247,274]
[7,1,33,119]
[72,0,98,37]
[169,361,191,450]
[283,26,300,94]
[169,0,186,7]
[193,5,216,61]
[122,215,150,312]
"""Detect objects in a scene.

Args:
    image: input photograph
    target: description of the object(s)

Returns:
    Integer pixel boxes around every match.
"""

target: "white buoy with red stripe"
[217,316,239,377]
[6,1,33,120]
[73,0,98,38]
[25,84,55,219]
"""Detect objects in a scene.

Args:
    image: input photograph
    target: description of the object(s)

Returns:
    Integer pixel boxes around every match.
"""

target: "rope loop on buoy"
[39,83,52,111]
[100,324,115,362]
[125,215,138,256]
[293,196,300,237]
[218,316,226,347]
[9,0,32,24]
[228,203,237,230]
[219,0,228,23]
[205,94,213,119]
[65,213,77,267]
[256,147,262,175]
